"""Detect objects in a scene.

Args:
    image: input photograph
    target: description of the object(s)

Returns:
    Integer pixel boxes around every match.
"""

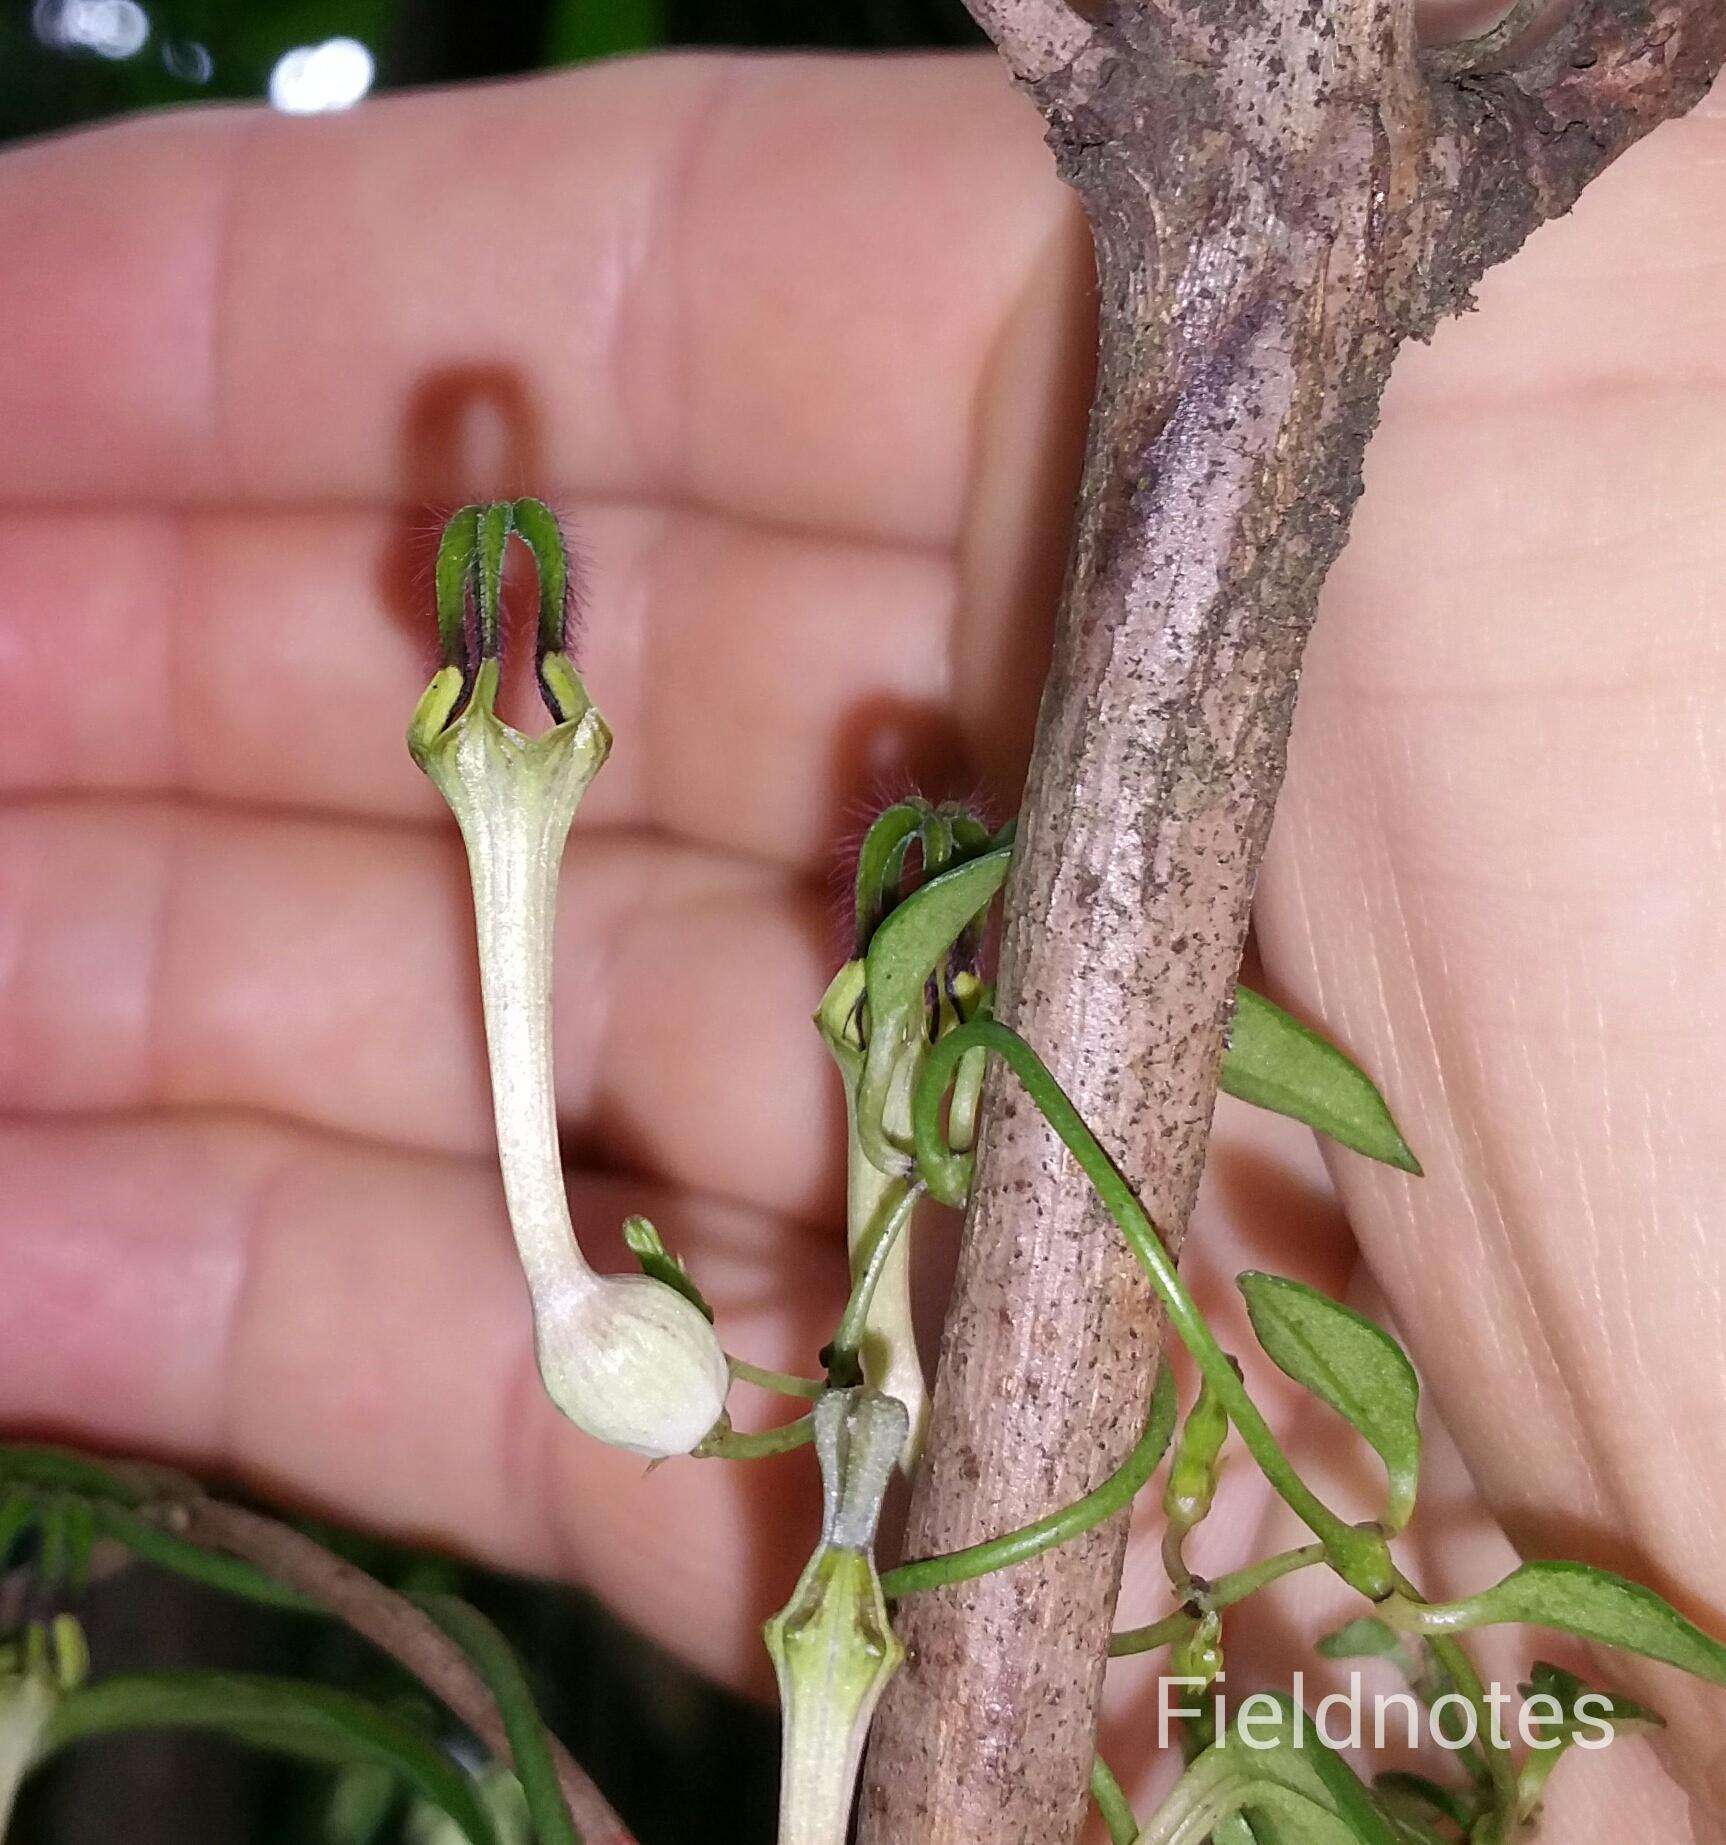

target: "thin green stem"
[728,1359,826,1401]
[913,1019,1394,1598]
[1090,1751,1139,1845]
[1423,1630,1519,1833]
[413,1593,579,1845]
[879,1366,1175,1599]
[1161,1520,1197,1606]
[1109,1543,1327,1656]
[698,1414,816,1461]
[89,1504,319,1615]
[827,1180,921,1380]
[1380,1571,1517,1833]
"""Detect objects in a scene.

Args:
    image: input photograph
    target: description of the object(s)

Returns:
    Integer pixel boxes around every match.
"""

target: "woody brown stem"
[858,3,1726,1841]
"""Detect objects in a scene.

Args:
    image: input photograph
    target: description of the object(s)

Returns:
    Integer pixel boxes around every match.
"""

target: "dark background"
[2,0,982,144]
[4,4,983,1842]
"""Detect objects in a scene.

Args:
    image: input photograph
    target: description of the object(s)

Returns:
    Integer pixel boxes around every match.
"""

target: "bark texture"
[859,4,1726,1842]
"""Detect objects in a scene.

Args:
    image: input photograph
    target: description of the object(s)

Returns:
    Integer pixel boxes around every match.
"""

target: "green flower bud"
[764,1390,907,1845]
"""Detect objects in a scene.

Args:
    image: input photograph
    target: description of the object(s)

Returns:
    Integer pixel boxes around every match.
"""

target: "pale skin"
[0,46,1721,1844]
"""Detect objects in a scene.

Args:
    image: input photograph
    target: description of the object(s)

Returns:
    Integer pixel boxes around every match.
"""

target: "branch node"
[1422,0,1551,78]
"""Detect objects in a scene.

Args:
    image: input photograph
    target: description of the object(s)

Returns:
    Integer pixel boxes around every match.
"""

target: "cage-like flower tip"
[535,1273,731,1460]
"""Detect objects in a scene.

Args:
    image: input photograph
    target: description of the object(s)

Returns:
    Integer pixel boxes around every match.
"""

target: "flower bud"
[535,1272,731,1461]
[764,1390,907,1845]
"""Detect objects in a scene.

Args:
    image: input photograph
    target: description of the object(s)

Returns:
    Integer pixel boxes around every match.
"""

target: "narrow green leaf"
[42,1672,496,1845]
[1089,1752,1138,1845]
[1222,988,1421,1174]
[1373,1771,1473,1830]
[1227,1804,1375,1845]
[1515,1660,1662,1818]
[621,1215,713,1322]
[916,808,956,879]
[1364,1808,1454,1845]
[411,1595,579,1845]
[0,1446,151,1506]
[321,1760,406,1845]
[1522,1660,1661,1739]
[86,1502,317,1614]
[51,1499,96,1595]
[406,1768,535,1845]
[1238,1272,1422,1530]
[1142,1697,1397,1845]
[1251,1714,1399,1845]
[863,847,1011,1025]
[0,1494,34,1562]
[474,503,514,660]
[1423,1561,1726,1687]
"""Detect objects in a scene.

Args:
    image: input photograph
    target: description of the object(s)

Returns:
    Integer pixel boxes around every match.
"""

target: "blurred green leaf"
[544,0,665,62]
[42,1671,497,1845]
[1238,1272,1421,1530]
[1222,988,1421,1173]
[1373,1771,1472,1833]
[320,1760,405,1845]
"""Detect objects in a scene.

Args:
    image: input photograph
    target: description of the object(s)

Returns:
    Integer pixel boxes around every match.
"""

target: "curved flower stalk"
[410,503,728,1461]
[764,1389,907,1845]
[815,962,928,1466]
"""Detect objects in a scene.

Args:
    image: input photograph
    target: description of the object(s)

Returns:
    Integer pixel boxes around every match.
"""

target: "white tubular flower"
[410,503,729,1462]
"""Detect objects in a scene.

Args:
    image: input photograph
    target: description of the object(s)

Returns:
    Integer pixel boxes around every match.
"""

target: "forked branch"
[861,2,1726,1843]
[1423,0,1726,323]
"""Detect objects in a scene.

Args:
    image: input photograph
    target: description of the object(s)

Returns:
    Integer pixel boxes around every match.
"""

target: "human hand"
[0,49,1720,1842]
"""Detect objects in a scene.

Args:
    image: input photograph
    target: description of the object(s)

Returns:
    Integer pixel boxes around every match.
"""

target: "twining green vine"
[910,1012,1396,1596]
[879,1367,1177,1599]
[6,508,1724,1845]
